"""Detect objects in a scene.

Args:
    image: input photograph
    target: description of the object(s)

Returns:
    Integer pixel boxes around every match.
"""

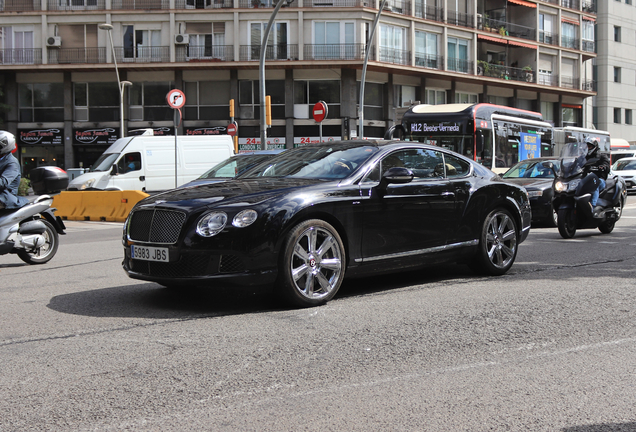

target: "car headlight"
[554,181,566,193]
[196,211,227,237]
[233,209,258,228]
[527,190,543,198]
[80,178,95,190]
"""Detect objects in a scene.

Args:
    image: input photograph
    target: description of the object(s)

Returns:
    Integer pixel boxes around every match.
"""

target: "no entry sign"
[312,101,328,123]
[227,122,238,137]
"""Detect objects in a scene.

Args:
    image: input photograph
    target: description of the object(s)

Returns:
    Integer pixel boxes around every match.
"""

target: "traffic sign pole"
[166,89,186,188]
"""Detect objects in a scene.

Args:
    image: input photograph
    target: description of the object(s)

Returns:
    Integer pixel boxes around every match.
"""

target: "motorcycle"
[543,142,627,239]
[0,166,68,264]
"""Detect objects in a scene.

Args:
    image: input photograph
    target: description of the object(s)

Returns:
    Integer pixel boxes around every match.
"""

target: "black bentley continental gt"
[123,140,531,307]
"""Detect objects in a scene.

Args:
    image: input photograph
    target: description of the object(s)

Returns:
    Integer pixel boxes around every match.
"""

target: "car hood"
[136,177,324,211]
[502,177,553,190]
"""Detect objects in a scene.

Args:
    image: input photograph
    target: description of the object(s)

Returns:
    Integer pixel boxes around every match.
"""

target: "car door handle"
[139,176,145,181]
[441,191,455,199]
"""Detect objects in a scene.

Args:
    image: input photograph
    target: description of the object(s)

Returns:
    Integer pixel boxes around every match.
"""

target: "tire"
[277,219,345,308]
[471,209,518,276]
[557,208,577,239]
[599,199,622,234]
[17,220,59,265]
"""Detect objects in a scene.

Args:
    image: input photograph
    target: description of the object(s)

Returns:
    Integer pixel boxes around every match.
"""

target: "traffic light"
[265,95,272,127]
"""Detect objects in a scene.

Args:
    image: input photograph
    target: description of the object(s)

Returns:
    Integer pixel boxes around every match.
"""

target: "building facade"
[0,0,596,174]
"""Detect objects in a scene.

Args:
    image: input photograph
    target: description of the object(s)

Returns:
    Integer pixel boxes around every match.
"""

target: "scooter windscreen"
[558,142,588,179]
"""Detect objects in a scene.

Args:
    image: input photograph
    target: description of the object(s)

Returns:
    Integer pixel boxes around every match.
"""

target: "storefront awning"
[507,0,537,8]
[478,34,507,46]
[582,16,596,22]
[561,17,580,25]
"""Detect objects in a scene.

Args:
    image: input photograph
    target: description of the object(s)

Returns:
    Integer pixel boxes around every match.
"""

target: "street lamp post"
[99,23,131,138]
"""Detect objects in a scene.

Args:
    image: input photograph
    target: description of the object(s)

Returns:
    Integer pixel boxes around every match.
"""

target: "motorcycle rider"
[585,137,610,215]
[0,131,29,210]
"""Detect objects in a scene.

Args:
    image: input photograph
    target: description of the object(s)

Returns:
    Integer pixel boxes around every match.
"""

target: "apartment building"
[593,0,636,144]
[0,0,596,173]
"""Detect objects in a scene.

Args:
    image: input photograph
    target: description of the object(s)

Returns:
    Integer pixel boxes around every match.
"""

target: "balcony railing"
[175,45,234,62]
[539,31,559,46]
[414,3,443,22]
[0,49,42,65]
[561,76,580,89]
[111,0,169,9]
[538,73,558,87]
[480,17,536,41]
[415,53,443,70]
[47,0,106,10]
[582,80,596,92]
[47,47,106,64]
[582,0,596,13]
[175,0,233,8]
[561,36,580,50]
[305,0,366,6]
[447,11,474,29]
[237,0,299,7]
[239,44,299,61]
[382,0,410,15]
[538,0,558,4]
[379,48,410,65]
[114,46,170,62]
[561,0,580,10]
[0,0,41,11]
[303,44,368,60]
[582,40,595,53]
[478,63,536,83]
[448,58,473,74]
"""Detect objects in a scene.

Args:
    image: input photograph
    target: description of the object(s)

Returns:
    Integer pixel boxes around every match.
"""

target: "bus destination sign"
[409,122,462,133]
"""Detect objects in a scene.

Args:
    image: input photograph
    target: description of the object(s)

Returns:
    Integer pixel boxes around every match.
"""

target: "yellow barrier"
[52,190,149,222]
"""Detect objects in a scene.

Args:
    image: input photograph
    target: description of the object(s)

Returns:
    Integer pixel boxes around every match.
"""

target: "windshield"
[558,142,588,178]
[90,153,119,172]
[613,159,636,171]
[239,145,380,180]
[503,160,558,179]
[197,154,274,180]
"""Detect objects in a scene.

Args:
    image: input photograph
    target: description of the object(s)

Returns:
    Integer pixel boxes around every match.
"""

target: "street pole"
[358,0,387,140]
[99,23,130,139]
[259,0,290,150]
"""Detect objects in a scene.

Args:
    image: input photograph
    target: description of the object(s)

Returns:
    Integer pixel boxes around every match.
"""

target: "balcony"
[414,3,443,22]
[382,0,410,15]
[0,49,42,65]
[539,30,559,46]
[582,40,595,53]
[561,0,579,9]
[175,0,233,8]
[582,0,596,13]
[237,0,299,7]
[111,0,169,9]
[47,0,106,10]
[47,47,106,64]
[538,72,558,87]
[480,17,536,41]
[0,0,41,10]
[582,80,596,92]
[561,36,580,50]
[448,11,474,29]
[448,58,473,74]
[304,0,366,7]
[239,44,298,61]
[561,75,580,89]
[478,62,536,83]
[379,48,410,65]
[415,53,443,70]
[175,45,234,62]
[303,44,369,61]
[114,46,170,62]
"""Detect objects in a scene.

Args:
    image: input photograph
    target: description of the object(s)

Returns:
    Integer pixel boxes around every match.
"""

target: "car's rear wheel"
[557,208,577,239]
[277,219,345,308]
[471,209,518,276]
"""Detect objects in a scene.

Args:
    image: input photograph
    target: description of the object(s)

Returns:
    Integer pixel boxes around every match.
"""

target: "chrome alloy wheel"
[485,211,518,270]
[290,225,343,300]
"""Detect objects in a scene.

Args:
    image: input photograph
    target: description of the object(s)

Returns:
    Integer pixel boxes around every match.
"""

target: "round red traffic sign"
[166,89,186,109]
[312,101,328,123]
[227,123,238,137]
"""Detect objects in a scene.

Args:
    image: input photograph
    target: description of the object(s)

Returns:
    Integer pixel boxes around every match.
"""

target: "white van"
[67,135,234,193]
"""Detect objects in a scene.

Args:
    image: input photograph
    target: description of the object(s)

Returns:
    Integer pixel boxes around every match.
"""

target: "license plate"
[130,245,169,262]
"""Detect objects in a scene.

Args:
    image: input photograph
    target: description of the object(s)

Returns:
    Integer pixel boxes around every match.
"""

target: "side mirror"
[110,164,118,176]
[382,167,414,184]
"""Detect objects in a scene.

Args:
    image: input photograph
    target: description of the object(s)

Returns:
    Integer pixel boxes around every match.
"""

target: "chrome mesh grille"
[129,209,186,244]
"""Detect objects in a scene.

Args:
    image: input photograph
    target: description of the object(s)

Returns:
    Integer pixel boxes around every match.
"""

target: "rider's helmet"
[0,131,16,156]
[585,137,599,158]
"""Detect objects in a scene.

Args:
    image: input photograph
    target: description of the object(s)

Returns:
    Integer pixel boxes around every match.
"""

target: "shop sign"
[73,128,118,145]
[18,129,63,145]
[185,126,228,136]
[129,127,175,136]
[237,137,286,153]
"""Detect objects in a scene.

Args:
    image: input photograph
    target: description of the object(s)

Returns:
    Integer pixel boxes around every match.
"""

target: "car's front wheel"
[471,209,518,276]
[277,219,345,308]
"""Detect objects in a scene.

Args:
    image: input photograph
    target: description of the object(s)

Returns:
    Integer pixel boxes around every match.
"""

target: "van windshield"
[90,153,119,172]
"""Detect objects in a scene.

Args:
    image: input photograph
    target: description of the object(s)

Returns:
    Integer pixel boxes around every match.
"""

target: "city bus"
[387,103,554,174]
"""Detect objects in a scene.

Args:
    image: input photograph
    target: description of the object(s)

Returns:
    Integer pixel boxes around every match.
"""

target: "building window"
[0,26,35,64]
[185,23,227,60]
[414,31,438,68]
[19,83,64,122]
[379,25,408,64]
[357,82,384,120]
[249,22,289,60]
[426,89,446,105]
[614,108,622,123]
[311,21,355,60]
[129,82,173,121]
[541,101,555,124]
[294,80,341,118]
[615,67,622,83]
[539,13,555,44]
[184,81,230,120]
[592,107,598,129]
[614,26,621,42]
[455,92,478,104]
[626,109,633,125]
[561,23,578,49]
[123,26,162,60]
[239,80,285,120]
[488,96,509,106]
[395,85,417,107]
[73,82,120,122]
[447,37,469,73]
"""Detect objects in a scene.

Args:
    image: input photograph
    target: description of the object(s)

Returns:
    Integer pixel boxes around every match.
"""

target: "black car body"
[502,157,560,226]
[123,141,531,307]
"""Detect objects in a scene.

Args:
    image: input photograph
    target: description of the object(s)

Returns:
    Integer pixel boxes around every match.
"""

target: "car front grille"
[128,209,186,244]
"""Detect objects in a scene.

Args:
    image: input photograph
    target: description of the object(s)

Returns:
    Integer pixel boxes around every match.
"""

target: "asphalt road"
[1,200,635,431]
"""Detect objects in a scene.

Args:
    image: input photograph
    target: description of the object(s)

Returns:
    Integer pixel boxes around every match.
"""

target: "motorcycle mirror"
[541,161,554,170]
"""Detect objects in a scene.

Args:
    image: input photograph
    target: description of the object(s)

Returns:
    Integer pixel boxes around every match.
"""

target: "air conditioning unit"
[47,36,62,47]
[175,34,190,45]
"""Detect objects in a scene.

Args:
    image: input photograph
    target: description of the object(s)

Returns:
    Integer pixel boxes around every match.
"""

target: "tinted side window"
[442,153,471,178]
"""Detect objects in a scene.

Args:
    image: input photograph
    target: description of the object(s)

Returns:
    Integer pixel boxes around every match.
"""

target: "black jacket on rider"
[585,145,610,181]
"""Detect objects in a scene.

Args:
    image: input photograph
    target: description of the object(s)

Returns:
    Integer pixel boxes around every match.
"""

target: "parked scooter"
[543,142,627,239]
[0,167,68,264]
